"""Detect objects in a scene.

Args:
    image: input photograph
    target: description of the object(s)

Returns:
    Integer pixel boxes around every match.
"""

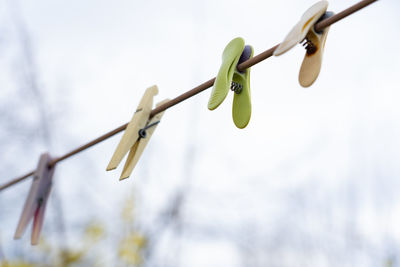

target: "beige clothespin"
[274,1,334,87]
[106,85,168,180]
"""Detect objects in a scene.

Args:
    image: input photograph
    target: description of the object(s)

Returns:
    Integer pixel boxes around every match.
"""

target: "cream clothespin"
[107,85,168,180]
[14,153,56,245]
[274,1,334,87]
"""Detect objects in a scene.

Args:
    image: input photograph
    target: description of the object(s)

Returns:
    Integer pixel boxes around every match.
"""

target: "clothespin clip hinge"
[138,120,161,139]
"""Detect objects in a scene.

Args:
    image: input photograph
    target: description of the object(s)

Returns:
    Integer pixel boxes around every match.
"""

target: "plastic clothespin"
[208,37,254,129]
[274,1,334,87]
[14,153,56,245]
[106,85,169,180]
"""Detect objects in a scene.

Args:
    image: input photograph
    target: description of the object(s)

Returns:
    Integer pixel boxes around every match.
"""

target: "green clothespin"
[208,37,254,129]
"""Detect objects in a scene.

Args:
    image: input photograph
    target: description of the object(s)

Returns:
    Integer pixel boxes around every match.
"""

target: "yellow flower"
[84,222,105,243]
[118,232,147,265]
[1,261,35,267]
[59,250,84,265]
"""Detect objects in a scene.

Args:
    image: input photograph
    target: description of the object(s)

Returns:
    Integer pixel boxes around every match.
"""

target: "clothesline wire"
[0,0,378,192]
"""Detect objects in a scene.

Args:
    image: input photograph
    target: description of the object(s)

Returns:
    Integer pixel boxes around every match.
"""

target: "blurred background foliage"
[1,192,148,266]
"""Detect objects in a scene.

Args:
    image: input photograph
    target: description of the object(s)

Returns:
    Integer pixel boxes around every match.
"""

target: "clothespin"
[14,153,55,245]
[208,37,254,129]
[274,1,334,87]
[106,85,169,180]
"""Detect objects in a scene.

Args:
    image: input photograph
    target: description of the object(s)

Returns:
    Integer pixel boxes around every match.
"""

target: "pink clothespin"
[14,153,56,245]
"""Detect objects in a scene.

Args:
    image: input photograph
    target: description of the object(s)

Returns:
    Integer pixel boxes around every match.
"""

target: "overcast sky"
[1,0,400,266]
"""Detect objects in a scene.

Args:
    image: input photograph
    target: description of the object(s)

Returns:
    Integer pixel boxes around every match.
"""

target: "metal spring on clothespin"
[230,81,243,94]
[138,121,160,138]
[301,37,317,55]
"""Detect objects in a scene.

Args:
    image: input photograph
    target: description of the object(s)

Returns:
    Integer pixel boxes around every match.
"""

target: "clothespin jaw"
[274,1,333,87]
[14,153,55,245]
[119,99,169,180]
[106,85,168,180]
[208,37,254,129]
[299,11,333,87]
[232,45,254,129]
[208,37,245,110]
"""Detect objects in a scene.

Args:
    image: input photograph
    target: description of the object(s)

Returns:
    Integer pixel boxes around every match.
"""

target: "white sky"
[1,0,400,266]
